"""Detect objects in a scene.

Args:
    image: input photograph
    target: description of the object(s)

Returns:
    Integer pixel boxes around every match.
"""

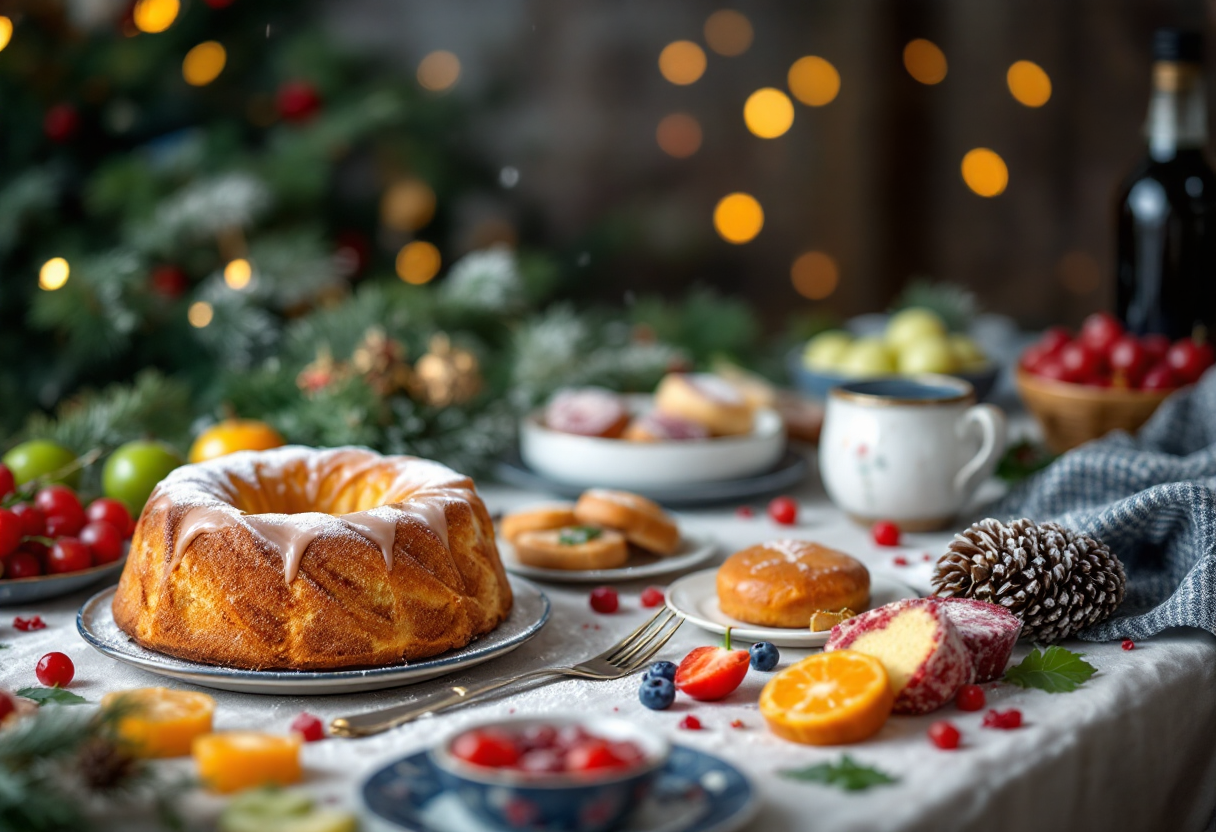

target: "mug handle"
[954,404,1008,499]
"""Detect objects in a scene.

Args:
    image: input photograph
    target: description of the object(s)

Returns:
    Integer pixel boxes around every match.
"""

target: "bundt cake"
[112,446,513,670]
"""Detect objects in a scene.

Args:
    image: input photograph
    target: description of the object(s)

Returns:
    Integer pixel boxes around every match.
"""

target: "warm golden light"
[904,39,947,85]
[704,10,753,57]
[1057,251,1100,296]
[133,0,180,34]
[38,257,70,291]
[223,258,252,290]
[713,193,764,244]
[961,148,1008,197]
[417,51,461,92]
[658,41,707,86]
[183,41,227,87]
[791,251,839,300]
[381,180,437,231]
[656,113,703,158]
[396,241,442,285]
[1007,60,1052,107]
[787,56,840,107]
[188,301,214,328]
[0,17,13,52]
[743,88,794,139]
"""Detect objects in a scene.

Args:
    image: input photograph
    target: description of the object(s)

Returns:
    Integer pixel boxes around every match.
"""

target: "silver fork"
[330,609,684,738]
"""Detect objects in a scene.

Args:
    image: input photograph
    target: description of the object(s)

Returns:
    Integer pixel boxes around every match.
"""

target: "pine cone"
[931,517,1126,643]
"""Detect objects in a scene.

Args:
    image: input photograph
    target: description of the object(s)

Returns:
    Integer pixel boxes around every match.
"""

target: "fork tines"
[605,609,683,671]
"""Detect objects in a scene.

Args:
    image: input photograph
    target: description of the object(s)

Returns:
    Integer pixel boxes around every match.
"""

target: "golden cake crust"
[717,540,870,628]
[112,446,513,670]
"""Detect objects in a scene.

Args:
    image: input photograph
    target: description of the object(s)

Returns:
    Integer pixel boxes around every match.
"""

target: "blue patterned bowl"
[429,716,669,832]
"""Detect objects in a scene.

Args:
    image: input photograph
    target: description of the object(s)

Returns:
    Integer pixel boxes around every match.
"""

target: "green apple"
[802,331,854,372]
[840,338,898,377]
[949,334,988,371]
[898,336,961,375]
[1,440,79,487]
[886,308,947,351]
[102,441,183,514]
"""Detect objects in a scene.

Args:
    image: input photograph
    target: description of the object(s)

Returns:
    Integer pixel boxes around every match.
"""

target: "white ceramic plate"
[519,395,786,489]
[76,575,550,695]
[665,569,920,647]
[498,533,718,584]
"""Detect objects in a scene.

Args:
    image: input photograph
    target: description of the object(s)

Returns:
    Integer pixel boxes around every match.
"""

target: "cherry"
[1109,336,1149,387]
[1079,312,1123,355]
[5,552,42,579]
[1166,339,1214,384]
[1035,358,1068,382]
[0,465,13,499]
[928,720,961,750]
[955,684,986,712]
[1141,334,1171,364]
[34,485,83,520]
[47,538,92,574]
[0,691,14,723]
[86,499,134,539]
[1059,342,1104,383]
[566,739,629,772]
[35,652,74,688]
[982,708,1023,730]
[589,586,619,614]
[11,504,46,538]
[872,521,901,547]
[1038,327,1072,356]
[452,729,520,767]
[640,586,665,608]
[0,510,21,558]
[80,522,124,565]
[1121,640,1135,651]
[1141,363,1177,391]
[45,513,86,539]
[1019,343,1053,373]
[290,712,325,742]
[678,715,703,730]
[767,496,798,526]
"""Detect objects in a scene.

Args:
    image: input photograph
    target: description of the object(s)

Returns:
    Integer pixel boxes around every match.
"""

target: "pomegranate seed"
[589,586,619,614]
[922,553,932,562]
[928,720,961,750]
[730,719,745,729]
[1121,640,1135,651]
[767,497,798,526]
[290,712,325,742]
[678,715,702,730]
[35,652,74,688]
[893,555,909,566]
[955,684,986,712]
[872,521,901,547]
[13,616,46,632]
[640,586,665,608]
[982,709,1023,730]
[735,506,754,519]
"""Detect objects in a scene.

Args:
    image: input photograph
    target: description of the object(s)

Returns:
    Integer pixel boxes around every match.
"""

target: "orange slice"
[101,687,215,758]
[193,731,303,794]
[759,650,894,745]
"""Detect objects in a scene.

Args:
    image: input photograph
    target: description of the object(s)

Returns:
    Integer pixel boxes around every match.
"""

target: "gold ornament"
[352,327,414,396]
[411,333,482,407]
[297,346,345,395]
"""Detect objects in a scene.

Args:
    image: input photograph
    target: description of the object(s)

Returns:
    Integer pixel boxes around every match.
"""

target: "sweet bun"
[544,388,629,438]
[622,412,710,442]
[501,503,578,542]
[717,540,870,628]
[653,373,754,436]
[574,489,680,555]
[512,527,629,571]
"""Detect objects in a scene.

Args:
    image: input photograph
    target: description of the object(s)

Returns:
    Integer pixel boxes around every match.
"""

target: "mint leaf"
[779,755,897,791]
[17,687,87,706]
[558,526,602,546]
[1003,645,1097,693]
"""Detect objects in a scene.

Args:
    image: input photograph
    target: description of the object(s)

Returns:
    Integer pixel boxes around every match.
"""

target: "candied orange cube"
[193,731,303,794]
[101,687,215,758]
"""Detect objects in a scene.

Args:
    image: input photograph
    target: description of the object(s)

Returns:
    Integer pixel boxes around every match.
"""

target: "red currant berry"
[872,520,901,547]
[640,586,665,608]
[35,652,74,688]
[0,465,14,499]
[982,708,1023,730]
[735,506,754,519]
[1121,639,1135,651]
[86,499,134,539]
[80,522,124,565]
[0,509,21,558]
[0,691,14,723]
[922,553,932,562]
[13,616,46,632]
[5,552,42,580]
[892,555,909,566]
[47,538,92,574]
[767,496,798,526]
[290,712,325,742]
[955,684,986,712]
[928,720,961,750]
[589,586,619,614]
[11,504,46,538]
[678,715,703,730]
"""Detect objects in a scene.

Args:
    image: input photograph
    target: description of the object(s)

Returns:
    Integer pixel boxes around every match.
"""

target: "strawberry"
[674,627,750,701]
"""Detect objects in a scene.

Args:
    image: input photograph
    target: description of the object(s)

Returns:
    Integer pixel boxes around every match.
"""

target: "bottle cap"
[1154,28,1202,62]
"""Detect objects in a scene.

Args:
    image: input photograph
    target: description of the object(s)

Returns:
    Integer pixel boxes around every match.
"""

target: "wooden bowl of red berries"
[1017,313,1213,453]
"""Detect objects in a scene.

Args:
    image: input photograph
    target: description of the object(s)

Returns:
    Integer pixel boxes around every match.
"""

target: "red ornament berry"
[5,553,43,580]
[47,538,92,574]
[80,522,124,565]
[11,504,47,538]
[277,80,321,122]
[0,465,13,499]
[150,265,189,299]
[640,586,665,608]
[678,715,703,730]
[735,505,754,519]
[43,104,80,143]
[892,555,909,567]
[1121,639,1135,651]
[35,652,74,688]
[589,586,619,614]
[955,684,986,712]
[767,496,798,525]
[13,616,46,632]
[928,720,961,750]
[86,499,134,539]
[0,510,21,559]
[982,708,1023,730]
[0,691,14,723]
[290,712,325,742]
[872,520,901,547]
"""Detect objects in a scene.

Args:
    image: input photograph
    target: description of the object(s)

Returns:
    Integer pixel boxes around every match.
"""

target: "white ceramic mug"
[819,376,1007,530]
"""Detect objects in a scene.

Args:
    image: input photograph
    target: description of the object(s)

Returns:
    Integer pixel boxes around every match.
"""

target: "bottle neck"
[1146,61,1208,161]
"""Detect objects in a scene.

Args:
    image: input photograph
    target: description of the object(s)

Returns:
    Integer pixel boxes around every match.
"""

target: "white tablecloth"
[2,464,1214,832]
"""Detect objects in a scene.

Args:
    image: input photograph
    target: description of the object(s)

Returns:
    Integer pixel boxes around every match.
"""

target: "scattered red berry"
[47,538,92,574]
[35,652,74,688]
[922,553,932,562]
[0,465,13,499]
[955,684,986,712]
[735,505,754,519]
[86,499,134,539]
[589,586,619,614]
[892,555,909,567]
[872,521,901,547]
[730,719,745,729]
[290,712,325,742]
[452,729,521,767]
[277,80,322,122]
[678,715,703,730]
[5,553,42,580]
[11,504,46,538]
[928,720,961,750]
[640,586,665,608]
[80,522,124,565]
[150,265,190,300]
[1121,640,1135,651]
[767,496,798,526]
[0,510,21,559]
[0,691,14,723]
[13,616,46,632]
[982,708,1023,730]
[675,629,750,701]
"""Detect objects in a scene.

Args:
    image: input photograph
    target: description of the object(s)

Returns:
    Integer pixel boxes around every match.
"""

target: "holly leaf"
[779,755,897,791]
[16,687,88,706]
[1003,646,1097,693]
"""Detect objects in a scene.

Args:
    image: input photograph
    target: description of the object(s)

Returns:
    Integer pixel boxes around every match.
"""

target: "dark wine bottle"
[1116,29,1216,339]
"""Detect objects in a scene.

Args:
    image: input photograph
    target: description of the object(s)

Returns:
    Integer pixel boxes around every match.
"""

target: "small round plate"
[0,556,127,607]
[498,533,718,584]
[665,568,920,647]
[76,575,550,695]
[362,744,757,832]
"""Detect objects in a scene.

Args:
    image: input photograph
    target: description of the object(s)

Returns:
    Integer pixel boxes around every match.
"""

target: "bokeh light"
[133,0,180,34]
[223,258,252,290]
[1007,60,1052,107]
[183,41,227,87]
[417,51,461,92]
[1057,251,1100,295]
[961,148,1008,197]
[656,113,703,158]
[396,241,442,284]
[903,39,947,85]
[38,257,70,291]
[743,88,794,139]
[188,301,214,328]
[791,251,839,300]
[713,193,764,244]
[659,41,707,86]
[381,180,437,231]
[704,10,753,57]
[787,56,840,107]
[0,17,13,52]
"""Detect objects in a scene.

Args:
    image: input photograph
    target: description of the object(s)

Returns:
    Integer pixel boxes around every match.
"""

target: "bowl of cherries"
[0,465,133,605]
[1017,312,1214,452]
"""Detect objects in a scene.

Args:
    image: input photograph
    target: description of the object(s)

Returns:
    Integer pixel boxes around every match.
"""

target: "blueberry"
[639,676,676,710]
[749,641,780,672]
[643,661,677,683]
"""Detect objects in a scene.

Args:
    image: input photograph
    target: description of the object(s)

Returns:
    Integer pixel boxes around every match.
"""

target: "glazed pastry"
[573,489,680,555]
[653,373,754,436]
[622,412,710,442]
[543,388,630,438]
[501,503,578,542]
[512,526,629,571]
[717,540,870,628]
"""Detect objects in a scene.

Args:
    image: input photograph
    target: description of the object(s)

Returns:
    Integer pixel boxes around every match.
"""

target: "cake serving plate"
[0,556,127,606]
[497,532,717,584]
[77,575,550,695]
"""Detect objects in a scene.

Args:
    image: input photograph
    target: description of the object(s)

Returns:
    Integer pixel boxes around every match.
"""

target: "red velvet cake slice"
[937,597,1023,683]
